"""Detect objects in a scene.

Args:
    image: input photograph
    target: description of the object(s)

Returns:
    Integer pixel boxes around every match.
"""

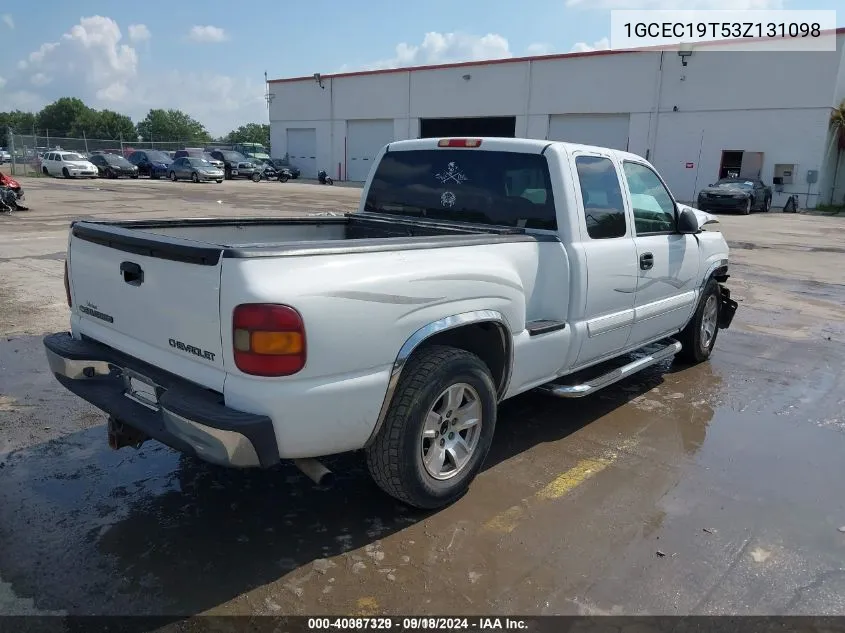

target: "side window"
[575,155,627,239]
[623,162,677,235]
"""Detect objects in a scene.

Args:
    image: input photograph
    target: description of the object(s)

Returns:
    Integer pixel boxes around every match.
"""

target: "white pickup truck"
[44,137,737,509]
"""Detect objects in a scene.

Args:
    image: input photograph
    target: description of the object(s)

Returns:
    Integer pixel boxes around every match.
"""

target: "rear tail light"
[64,259,72,307]
[438,138,482,148]
[232,304,306,376]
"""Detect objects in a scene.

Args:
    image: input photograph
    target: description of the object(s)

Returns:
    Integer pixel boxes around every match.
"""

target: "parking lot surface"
[1,176,844,616]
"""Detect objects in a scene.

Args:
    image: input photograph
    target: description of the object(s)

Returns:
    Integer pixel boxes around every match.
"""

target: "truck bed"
[70,213,547,264]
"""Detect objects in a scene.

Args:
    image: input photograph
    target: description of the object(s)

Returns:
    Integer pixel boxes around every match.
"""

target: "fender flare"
[365,309,513,447]
[701,258,729,289]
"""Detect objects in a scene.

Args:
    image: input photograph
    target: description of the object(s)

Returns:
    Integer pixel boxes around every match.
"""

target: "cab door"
[571,152,639,368]
[620,160,700,346]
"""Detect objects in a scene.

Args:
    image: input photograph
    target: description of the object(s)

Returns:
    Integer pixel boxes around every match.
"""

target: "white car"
[45,137,737,509]
[41,150,98,178]
[0,149,11,164]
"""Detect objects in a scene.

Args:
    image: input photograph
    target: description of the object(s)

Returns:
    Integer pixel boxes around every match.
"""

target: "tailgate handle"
[120,261,144,286]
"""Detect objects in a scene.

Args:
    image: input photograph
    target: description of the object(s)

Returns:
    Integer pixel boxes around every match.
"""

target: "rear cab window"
[363,149,557,231]
[574,155,628,239]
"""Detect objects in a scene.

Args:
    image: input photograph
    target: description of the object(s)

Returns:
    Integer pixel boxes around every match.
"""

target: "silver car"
[168,157,224,183]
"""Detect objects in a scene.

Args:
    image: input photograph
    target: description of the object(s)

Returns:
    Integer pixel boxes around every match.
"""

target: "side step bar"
[536,339,682,399]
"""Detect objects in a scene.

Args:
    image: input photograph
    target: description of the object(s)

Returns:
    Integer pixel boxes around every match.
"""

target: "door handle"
[120,261,144,286]
[639,252,654,270]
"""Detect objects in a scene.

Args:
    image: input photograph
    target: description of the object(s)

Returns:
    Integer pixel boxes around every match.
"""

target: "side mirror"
[677,207,700,234]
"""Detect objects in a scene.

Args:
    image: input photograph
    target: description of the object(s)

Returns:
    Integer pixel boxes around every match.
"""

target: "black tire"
[225,167,232,180]
[192,172,199,183]
[251,172,261,183]
[42,166,49,176]
[764,196,771,212]
[151,174,160,180]
[326,177,334,185]
[676,277,721,364]
[279,173,289,183]
[131,174,139,179]
[365,345,497,509]
[216,179,223,184]
[742,198,751,215]
[169,171,177,182]
[62,167,71,179]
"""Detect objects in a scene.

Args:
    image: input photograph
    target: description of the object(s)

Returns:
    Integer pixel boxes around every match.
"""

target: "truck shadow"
[0,338,718,616]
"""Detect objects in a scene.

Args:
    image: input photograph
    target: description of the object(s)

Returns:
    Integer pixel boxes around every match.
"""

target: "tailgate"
[68,226,226,391]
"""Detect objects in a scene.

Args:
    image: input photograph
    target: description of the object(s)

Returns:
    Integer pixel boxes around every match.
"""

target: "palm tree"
[829,99,845,206]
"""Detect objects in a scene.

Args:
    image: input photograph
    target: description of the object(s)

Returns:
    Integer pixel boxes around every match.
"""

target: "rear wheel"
[169,171,177,182]
[742,198,751,215]
[62,167,71,179]
[677,277,720,364]
[191,172,199,183]
[764,196,771,212]
[279,173,289,183]
[365,345,497,509]
[251,172,261,183]
[42,166,49,176]
[216,179,223,184]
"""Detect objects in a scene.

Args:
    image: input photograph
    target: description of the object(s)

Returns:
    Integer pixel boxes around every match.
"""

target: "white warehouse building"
[268,30,845,208]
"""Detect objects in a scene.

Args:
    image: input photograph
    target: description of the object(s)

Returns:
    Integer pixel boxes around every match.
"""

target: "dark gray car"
[697,178,773,215]
[168,157,225,183]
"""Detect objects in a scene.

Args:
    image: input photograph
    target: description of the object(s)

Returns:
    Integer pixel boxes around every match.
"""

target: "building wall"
[269,34,845,205]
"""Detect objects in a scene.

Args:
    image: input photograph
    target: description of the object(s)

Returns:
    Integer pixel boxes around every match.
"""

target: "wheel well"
[414,321,511,399]
[711,264,729,283]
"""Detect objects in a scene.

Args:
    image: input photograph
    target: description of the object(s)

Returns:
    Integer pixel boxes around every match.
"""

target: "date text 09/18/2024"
[307,617,528,630]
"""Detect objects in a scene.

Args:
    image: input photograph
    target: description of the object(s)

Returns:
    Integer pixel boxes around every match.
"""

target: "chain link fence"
[4,133,242,177]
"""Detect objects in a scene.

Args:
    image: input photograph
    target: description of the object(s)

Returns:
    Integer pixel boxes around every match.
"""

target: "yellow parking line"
[534,458,612,501]
[481,451,623,535]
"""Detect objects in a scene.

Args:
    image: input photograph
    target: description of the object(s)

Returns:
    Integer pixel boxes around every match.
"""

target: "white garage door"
[287,128,317,179]
[548,114,630,151]
[347,119,394,182]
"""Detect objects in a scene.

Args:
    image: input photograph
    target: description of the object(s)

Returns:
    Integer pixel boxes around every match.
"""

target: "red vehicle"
[0,171,27,211]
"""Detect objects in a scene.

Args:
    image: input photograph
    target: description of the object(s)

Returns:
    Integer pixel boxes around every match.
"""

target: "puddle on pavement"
[0,329,843,615]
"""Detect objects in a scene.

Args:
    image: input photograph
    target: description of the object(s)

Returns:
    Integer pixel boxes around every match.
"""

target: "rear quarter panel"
[218,242,540,457]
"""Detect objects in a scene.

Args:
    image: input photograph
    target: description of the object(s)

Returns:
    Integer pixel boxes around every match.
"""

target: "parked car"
[209,149,256,179]
[0,149,11,164]
[269,158,300,179]
[696,178,772,215]
[41,150,98,178]
[168,156,224,183]
[174,148,225,171]
[127,150,173,179]
[89,153,139,179]
[44,137,736,510]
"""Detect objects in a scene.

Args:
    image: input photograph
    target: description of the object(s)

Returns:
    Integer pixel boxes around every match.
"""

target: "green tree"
[0,110,38,146]
[829,99,845,206]
[70,109,137,140]
[35,97,90,137]
[224,123,270,147]
[136,109,211,143]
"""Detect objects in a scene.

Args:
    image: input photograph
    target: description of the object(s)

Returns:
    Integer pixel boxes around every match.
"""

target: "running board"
[536,339,682,399]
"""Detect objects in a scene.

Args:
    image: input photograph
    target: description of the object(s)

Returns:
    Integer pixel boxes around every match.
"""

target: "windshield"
[363,149,557,230]
[221,151,247,162]
[61,153,85,161]
[714,180,754,189]
[188,158,212,167]
[146,151,171,163]
[105,154,130,165]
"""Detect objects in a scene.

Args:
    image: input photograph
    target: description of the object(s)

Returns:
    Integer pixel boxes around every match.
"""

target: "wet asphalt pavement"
[1,176,844,616]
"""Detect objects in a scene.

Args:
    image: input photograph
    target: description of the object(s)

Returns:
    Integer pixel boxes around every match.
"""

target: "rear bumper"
[43,332,279,469]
